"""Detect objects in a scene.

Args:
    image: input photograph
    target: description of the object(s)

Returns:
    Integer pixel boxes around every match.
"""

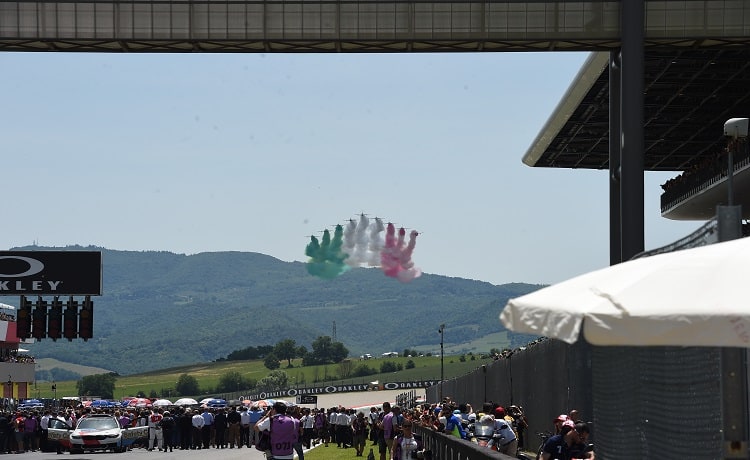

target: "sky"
[2,51,702,286]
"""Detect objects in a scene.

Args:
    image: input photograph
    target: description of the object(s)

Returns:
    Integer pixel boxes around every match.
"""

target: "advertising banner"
[0,251,102,295]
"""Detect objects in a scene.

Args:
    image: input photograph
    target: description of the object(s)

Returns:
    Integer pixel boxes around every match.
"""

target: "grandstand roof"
[524,48,750,172]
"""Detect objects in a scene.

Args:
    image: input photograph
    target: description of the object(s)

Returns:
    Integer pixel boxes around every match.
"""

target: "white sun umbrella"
[274,399,295,407]
[174,398,198,406]
[152,399,173,407]
[500,236,750,347]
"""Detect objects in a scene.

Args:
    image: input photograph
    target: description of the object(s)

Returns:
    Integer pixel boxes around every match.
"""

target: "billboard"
[0,251,102,295]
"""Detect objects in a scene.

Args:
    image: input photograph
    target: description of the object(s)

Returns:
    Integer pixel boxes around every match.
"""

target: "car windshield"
[78,418,118,430]
[49,419,70,429]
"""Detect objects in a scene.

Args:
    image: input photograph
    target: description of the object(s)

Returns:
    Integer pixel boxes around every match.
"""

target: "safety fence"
[426,340,726,459]
[415,425,515,460]
[395,389,420,410]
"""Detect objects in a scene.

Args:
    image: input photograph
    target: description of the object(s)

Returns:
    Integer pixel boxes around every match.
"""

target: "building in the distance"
[0,302,36,403]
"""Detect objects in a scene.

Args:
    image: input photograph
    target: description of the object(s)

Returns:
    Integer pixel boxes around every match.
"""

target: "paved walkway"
[312,388,425,410]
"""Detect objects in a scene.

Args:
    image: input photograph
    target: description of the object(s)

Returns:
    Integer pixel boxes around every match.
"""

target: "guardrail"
[414,425,516,460]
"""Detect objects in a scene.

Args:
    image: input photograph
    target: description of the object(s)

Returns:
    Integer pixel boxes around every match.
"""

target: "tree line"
[75,336,350,399]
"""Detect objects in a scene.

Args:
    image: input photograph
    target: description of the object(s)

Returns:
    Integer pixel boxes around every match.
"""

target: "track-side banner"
[0,251,102,295]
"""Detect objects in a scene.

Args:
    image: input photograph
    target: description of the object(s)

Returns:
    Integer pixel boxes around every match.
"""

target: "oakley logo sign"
[0,256,62,291]
[0,256,45,278]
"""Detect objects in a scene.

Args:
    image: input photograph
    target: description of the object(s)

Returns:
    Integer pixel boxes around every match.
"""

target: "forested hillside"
[17,245,542,375]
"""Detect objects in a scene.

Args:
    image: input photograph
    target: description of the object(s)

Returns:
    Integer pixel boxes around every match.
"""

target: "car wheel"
[70,448,83,454]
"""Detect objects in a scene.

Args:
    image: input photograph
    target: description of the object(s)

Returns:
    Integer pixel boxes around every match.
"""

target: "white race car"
[48,414,149,453]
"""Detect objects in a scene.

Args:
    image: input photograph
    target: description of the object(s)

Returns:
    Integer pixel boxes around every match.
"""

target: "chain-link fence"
[427,341,725,459]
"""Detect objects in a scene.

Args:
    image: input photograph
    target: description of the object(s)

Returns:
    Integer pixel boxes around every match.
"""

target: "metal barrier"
[415,425,515,460]
[396,389,419,410]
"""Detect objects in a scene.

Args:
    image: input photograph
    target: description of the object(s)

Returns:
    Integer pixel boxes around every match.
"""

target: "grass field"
[305,444,374,460]
[32,354,493,401]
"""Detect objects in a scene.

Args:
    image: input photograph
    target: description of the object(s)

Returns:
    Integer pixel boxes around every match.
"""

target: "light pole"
[507,351,515,405]
[438,324,445,402]
[482,364,487,403]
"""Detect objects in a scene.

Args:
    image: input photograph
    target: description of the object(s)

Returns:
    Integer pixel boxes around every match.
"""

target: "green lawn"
[304,444,374,460]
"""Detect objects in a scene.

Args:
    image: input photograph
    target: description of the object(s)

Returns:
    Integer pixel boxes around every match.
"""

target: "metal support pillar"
[609,50,622,265]
[620,0,645,260]
[718,135,748,459]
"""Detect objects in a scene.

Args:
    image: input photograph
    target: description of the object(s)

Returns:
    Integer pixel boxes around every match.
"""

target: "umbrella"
[152,399,173,407]
[174,398,198,406]
[206,398,227,408]
[90,399,116,408]
[127,397,152,407]
[274,399,295,407]
[500,236,750,347]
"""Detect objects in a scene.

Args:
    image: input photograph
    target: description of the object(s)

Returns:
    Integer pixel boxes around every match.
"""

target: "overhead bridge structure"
[1,1,750,53]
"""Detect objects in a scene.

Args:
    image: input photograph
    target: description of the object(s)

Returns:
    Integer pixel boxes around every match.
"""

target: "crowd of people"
[491,336,548,360]
[0,312,15,322]
[254,397,534,460]
[0,396,592,460]
[538,410,594,460]
[660,138,750,208]
[0,354,34,364]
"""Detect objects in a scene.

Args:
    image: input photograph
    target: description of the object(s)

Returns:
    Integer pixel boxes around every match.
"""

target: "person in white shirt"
[190,410,205,449]
[239,407,251,448]
[147,409,164,451]
[301,408,315,448]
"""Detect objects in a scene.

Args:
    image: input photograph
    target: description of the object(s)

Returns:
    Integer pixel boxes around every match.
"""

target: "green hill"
[15,245,542,376]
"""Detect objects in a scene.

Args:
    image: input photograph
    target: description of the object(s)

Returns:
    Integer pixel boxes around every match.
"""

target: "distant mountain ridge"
[15,245,542,375]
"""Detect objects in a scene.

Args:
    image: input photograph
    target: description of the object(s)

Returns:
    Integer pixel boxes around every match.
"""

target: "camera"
[724,118,749,138]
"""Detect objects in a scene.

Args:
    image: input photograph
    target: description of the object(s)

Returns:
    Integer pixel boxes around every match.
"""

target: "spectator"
[254,401,299,460]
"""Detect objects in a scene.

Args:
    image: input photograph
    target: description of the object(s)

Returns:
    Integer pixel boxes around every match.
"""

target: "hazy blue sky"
[2,51,701,286]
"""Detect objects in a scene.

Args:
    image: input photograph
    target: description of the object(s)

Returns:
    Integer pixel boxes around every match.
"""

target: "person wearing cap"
[553,414,568,435]
[254,401,299,460]
[540,419,576,460]
[492,408,518,456]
